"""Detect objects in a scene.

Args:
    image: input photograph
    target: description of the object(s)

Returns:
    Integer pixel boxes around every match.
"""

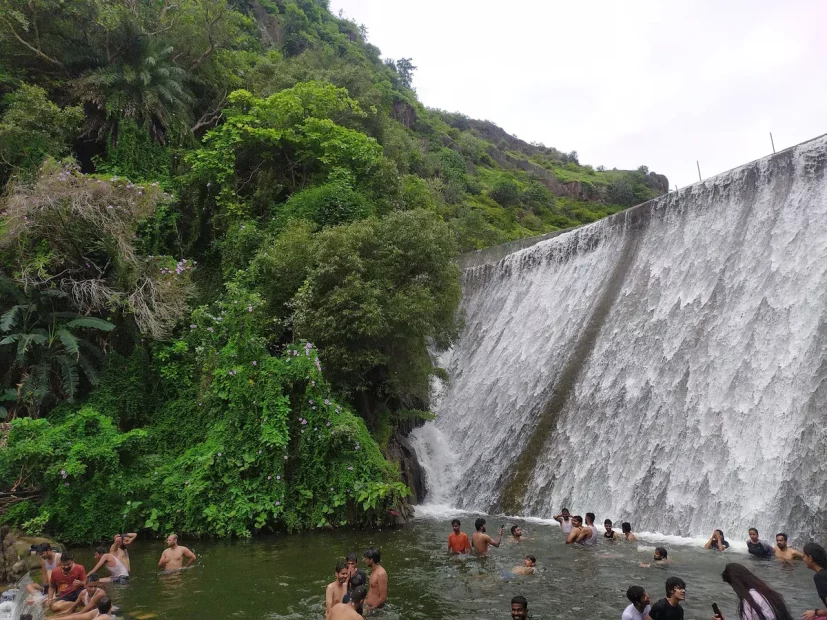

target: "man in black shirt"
[746,528,774,558]
[803,542,827,620]
[649,576,686,620]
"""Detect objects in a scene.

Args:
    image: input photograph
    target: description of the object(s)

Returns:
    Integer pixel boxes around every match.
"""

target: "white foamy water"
[413,135,827,540]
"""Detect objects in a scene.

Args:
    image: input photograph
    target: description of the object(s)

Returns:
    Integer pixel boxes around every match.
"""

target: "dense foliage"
[0,0,665,542]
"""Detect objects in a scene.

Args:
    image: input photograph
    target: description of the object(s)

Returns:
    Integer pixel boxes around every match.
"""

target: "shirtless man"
[512,555,536,575]
[88,547,129,584]
[774,533,804,561]
[55,596,113,620]
[59,574,107,616]
[363,548,387,612]
[325,561,349,619]
[471,518,503,555]
[553,508,574,536]
[329,585,366,620]
[25,543,61,596]
[565,515,586,544]
[110,533,137,573]
[622,522,637,542]
[157,534,196,570]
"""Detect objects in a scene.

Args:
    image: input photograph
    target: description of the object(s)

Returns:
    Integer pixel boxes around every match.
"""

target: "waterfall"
[411,134,827,540]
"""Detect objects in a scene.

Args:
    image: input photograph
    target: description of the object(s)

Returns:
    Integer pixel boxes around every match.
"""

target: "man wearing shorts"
[47,553,87,613]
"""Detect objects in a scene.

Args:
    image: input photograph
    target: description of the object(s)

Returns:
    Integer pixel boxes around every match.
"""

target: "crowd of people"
[22,533,196,619]
[444,509,827,620]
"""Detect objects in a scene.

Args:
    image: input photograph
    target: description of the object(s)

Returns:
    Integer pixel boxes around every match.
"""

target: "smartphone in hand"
[712,603,723,619]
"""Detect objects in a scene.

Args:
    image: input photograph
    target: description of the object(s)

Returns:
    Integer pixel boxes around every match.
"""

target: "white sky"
[329,0,827,188]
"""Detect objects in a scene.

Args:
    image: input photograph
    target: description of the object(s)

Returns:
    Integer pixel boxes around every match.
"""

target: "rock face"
[386,431,425,504]
[645,171,670,193]
[0,527,61,584]
[391,99,417,129]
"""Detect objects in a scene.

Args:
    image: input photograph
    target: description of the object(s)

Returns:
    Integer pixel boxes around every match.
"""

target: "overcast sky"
[329,0,827,188]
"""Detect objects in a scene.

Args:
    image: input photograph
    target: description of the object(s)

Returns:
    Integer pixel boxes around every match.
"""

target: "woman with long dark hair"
[712,563,793,620]
[705,529,731,551]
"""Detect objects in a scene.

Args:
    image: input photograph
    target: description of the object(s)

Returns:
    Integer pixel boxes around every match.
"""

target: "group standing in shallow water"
[23,531,197,619]
[448,509,827,620]
[325,548,387,618]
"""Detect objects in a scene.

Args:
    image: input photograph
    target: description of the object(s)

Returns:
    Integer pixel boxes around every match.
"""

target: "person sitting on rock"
[25,543,61,596]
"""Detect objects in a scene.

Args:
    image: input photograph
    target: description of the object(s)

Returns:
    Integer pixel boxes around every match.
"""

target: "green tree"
[292,209,461,423]
[490,179,520,207]
[0,85,82,182]
[0,281,114,418]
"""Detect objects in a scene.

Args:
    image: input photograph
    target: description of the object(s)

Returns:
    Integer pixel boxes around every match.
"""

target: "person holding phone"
[711,563,792,620]
[471,518,503,555]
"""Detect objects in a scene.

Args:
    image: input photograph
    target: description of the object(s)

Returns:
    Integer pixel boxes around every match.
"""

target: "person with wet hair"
[712,562,793,620]
[566,515,586,544]
[773,533,803,561]
[510,525,523,541]
[110,532,137,573]
[575,512,599,545]
[553,508,574,535]
[88,546,129,584]
[325,560,349,619]
[363,548,387,612]
[623,585,652,620]
[746,528,773,558]
[705,529,730,552]
[511,595,528,620]
[649,576,686,620]
[64,574,106,615]
[802,542,827,619]
[471,518,503,555]
[448,519,471,554]
[512,555,536,575]
[622,522,637,542]
[341,570,365,604]
[329,586,366,620]
[604,519,618,539]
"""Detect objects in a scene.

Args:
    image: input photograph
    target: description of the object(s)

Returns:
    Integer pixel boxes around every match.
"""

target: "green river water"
[33,513,824,619]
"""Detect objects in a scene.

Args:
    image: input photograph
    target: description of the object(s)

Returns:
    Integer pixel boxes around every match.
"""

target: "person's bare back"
[328,601,363,620]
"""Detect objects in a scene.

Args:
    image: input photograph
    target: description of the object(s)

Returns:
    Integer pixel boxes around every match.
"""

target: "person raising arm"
[471,518,503,555]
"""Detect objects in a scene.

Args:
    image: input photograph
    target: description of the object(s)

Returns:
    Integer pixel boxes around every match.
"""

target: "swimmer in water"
[448,519,471,554]
[511,595,529,620]
[329,585,366,620]
[573,513,599,545]
[471,518,503,555]
[774,533,804,561]
[510,525,522,541]
[604,519,618,539]
[512,555,536,575]
[622,522,637,542]
[553,508,573,536]
[566,515,586,544]
[640,547,669,568]
[704,529,729,552]
[363,548,387,612]
[326,560,349,619]
[157,534,196,570]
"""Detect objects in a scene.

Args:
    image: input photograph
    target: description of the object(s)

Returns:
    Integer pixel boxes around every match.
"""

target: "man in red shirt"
[447,519,471,554]
[48,552,87,613]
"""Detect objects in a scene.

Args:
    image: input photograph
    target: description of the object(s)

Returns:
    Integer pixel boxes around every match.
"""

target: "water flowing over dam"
[411,134,827,540]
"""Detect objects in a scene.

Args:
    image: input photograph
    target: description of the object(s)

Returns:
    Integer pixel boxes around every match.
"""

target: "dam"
[411,134,827,540]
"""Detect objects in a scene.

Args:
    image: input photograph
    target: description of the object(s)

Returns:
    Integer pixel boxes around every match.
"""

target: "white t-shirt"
[740,590,775,620]
[622,603,651,620]
[560,519,573,534]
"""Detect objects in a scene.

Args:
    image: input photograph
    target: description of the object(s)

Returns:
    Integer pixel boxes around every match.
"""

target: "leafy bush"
[280,178,370,228]
[490,179,520,207]
[0,85,82,183]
